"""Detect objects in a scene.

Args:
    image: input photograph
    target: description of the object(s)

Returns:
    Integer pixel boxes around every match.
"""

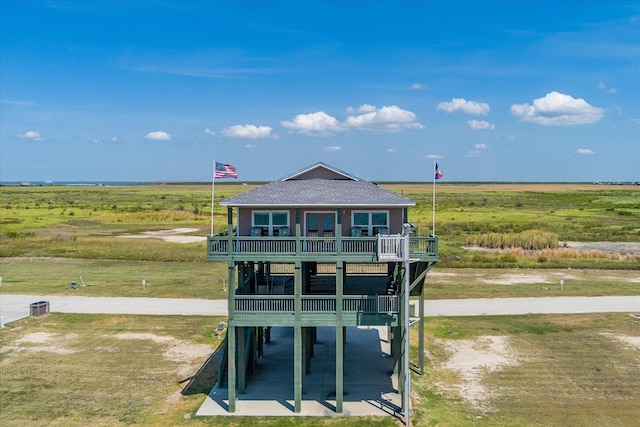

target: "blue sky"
[1,1,638,182]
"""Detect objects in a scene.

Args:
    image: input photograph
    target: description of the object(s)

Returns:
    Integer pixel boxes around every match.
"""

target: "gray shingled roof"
[220,179,415,207]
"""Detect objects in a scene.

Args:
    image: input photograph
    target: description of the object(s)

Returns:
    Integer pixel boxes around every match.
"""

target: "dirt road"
[1,295,637,326]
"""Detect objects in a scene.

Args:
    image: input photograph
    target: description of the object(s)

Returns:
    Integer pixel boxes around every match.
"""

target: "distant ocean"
[1,181,156,186]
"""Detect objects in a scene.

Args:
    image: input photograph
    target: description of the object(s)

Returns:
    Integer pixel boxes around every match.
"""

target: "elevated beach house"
[207,162,438,415]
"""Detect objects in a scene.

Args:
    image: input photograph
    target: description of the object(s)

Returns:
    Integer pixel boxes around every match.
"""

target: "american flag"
[214,162,238,179]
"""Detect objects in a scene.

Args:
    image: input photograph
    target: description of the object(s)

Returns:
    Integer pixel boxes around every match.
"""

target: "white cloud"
[468,120,495,130]
[597,81,617,94]
[510,91,605,126]
[93,136,119,144]
[577,148,595,155]
[204,128,216,136]
[464,150,482,158]
[436,98,490,115]
[410,83,426,90]
[244,143,257,148]
[17,130,43,140]
[346,104,377,115]
[357,104,377,113]
[474,143,490,149]
[387,148,396,153]
[221,124,276,139]
[425,154,444,159]
[325,146,342,152]
[344,105,424,132]
[281,111,343,136]
[145,131,172,140]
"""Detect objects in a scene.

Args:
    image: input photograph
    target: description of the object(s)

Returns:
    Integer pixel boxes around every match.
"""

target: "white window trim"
[252,210,290,236]
[351,210,389,236]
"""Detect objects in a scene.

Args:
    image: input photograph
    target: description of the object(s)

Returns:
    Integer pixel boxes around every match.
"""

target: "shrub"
[500,254,518,263]
[467,229,558,250]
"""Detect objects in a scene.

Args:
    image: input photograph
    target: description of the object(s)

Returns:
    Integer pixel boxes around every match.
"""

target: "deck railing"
[234,295,400,315]
[208,234,437,261]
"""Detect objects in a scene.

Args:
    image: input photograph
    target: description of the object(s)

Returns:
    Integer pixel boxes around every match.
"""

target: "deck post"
[295,208,301,255]
[228,322,236,413]
[238,326,246,394]
[336,325,344,414]
[336,208,342,255]
[402,227,411,426]
[227,207,234,252]
[294,325,302,413]
[419,285,425,375]
[336,261,344,413]
[294,260,303,413]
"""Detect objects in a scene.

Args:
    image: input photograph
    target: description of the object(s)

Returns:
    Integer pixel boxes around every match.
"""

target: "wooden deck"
[207,234,438,262]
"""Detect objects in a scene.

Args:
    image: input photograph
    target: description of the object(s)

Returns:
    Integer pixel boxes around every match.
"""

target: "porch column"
[257,327,264,358]
[227,207,234,251]
[294,261,303,413]
[419,285,425,375]
[227,261,236,412]
[335,261,344,413]
[304,327,312,374]
[295,208,301,255]
[336,208,342,255]
[294,325,302,413]
[238,327,246,393]
[336,325,344,414]
[228,322,236,413]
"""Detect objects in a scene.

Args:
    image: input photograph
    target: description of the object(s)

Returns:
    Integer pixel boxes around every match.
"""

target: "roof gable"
[220,162,415,208]
[277,162,362,181]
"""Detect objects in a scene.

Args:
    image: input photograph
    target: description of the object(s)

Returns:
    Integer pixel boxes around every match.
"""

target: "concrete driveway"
[1,294,638,326]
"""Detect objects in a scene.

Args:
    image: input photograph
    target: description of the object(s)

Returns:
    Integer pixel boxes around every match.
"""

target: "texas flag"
[435,163,443,180]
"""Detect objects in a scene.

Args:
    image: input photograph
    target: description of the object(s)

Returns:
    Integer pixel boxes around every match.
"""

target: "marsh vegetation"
[1,183,638,426]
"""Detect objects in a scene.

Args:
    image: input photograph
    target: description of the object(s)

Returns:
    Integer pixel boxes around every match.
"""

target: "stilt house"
[207,162,438,415]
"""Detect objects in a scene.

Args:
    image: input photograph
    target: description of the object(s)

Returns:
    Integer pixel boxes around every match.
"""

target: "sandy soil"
[429,269,638,286]
[435,335,520,411]
[1,331,213,378]
[434,332,640,412]
[600,333,640,350]
[111,332,213,376]
[118,228,207,243]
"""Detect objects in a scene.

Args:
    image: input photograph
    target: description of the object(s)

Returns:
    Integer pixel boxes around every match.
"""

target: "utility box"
[30,301,50,317]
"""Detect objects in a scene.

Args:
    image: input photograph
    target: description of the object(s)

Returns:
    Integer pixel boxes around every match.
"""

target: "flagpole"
[211,161,215,236]
[432,161,436,235]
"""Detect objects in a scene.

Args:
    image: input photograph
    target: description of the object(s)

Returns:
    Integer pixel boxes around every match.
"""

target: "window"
[351,211,388,236]
[252,211,289,236]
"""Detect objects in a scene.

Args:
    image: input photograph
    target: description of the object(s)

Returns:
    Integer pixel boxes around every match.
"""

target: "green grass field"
[1,313,637,426]
[1,183,639,270]
[1,183,638,299]
[1,183,638,426]
[1,259,638,299]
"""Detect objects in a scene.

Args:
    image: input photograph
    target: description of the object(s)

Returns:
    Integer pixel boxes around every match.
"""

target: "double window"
[252,211,289,236]
[352,211,388,236]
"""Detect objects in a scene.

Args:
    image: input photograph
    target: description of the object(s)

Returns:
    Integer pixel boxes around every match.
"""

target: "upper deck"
[207,232,438,263]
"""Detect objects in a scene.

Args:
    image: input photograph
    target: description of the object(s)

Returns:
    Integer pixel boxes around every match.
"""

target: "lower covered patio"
[197,326,403,418]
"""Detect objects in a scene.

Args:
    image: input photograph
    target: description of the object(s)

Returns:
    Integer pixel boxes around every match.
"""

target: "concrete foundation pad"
[196,326,404,418]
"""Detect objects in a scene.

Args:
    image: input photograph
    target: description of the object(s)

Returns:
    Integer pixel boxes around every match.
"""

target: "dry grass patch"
[433,335,520,412]
[418,313,640,425]
[0,314,223,426]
